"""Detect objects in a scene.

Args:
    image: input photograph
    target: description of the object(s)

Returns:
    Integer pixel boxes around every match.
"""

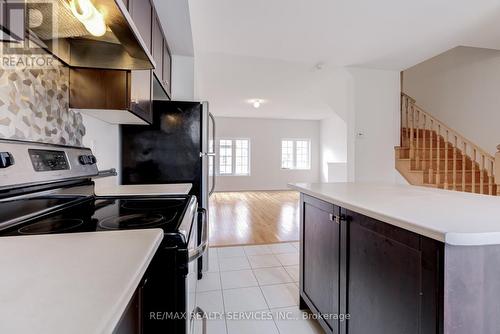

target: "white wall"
[214,117,321,191]
[347,68,401,183]
[403,46,500,154]
[81,114,120,187]
[172,55,195,100]
[320,115,348,182]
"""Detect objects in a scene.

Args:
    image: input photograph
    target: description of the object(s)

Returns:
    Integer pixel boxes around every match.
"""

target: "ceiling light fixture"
[69,0,107,37]
[253,100,261,108]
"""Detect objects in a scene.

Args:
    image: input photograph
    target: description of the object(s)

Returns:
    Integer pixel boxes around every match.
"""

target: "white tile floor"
[195,242,324,334]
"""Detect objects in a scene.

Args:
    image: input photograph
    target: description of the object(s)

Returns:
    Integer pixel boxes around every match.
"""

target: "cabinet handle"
[329,214,343,224]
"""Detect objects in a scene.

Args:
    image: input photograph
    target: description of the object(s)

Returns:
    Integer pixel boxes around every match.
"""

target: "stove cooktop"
[0,196,193,238]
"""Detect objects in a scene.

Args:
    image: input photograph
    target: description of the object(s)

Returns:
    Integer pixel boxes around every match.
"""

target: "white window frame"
[216,138,251,176]
[281,138,311,170]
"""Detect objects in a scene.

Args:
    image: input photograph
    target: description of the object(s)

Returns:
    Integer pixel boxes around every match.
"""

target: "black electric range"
[0,139,207,334]
[0,195,195,246]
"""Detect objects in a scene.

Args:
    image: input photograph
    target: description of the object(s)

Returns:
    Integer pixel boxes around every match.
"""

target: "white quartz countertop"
[289,182,500,246]
[95,183,192,196]
[0,229,163,334]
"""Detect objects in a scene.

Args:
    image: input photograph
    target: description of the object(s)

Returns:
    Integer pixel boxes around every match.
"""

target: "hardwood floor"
[208,191,300,247]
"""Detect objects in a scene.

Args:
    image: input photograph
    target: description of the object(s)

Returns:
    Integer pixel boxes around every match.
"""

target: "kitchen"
[3,1,500,334]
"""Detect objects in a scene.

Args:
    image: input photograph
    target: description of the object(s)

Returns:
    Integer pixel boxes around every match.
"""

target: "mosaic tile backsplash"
[0,60,86,147]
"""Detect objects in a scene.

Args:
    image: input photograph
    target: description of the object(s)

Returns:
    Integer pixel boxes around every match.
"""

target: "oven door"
[187,209,208,334]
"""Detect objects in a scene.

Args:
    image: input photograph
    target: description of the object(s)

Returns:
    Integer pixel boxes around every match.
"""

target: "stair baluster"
[480,155,485,194]
[444,130,449,190]
[416,109,420,169]
[472,148,476,193]
[453,135,457,191]
[489,160,494,195]
[436,124,441,185]
[429,119,434,184]
[405,96,410,147]
[462,142,466,192]
[397,93,497,195]
[410,104,415,159]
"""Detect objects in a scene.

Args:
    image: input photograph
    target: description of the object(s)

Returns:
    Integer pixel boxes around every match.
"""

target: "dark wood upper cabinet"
[69,69,129,110]
[163,42,172,97]
[152,13,163,83]
[69,68,152,124]
[129,0,152,53]
[67,0,170,123]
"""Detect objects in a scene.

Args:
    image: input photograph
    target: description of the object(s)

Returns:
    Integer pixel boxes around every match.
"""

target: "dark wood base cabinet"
[299,194,444,334]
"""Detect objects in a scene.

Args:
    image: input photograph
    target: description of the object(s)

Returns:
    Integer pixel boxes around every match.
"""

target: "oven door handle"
[193,306,207,334]
[188,209,208,262]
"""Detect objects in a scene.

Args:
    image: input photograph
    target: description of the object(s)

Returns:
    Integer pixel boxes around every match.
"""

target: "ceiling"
[188,0,500,119]
[195,53,351,120]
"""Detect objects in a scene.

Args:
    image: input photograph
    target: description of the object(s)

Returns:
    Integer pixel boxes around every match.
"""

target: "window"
[217,139,250,175]
[208,139,214,176]
[281,139,311,170]
[219,140,233,175]
[281,140,294,169]
[235,139,249,175]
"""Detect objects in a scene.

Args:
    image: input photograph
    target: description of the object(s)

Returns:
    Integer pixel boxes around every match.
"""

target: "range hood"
[25,0,155,70]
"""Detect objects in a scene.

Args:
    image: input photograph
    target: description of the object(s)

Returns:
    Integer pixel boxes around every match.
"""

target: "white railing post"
[495,145,500,195]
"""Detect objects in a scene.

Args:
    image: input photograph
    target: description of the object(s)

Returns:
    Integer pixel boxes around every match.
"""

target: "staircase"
[396,93,499,195]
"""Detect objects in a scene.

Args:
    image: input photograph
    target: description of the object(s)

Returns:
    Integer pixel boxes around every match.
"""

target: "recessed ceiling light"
[247,99,266,108]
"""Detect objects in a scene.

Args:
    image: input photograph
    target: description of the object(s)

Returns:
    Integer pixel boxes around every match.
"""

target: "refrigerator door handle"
[208,112,216,196]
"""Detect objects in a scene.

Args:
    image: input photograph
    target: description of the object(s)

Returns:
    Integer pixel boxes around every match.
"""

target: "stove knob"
[79,155,90,165]
[0,152,14,168]
[79,155,97,165]
[88,155,97,164]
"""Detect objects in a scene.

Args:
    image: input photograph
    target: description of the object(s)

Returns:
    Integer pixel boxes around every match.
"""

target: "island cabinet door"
[300,194,341,333]
[343,209,443,334]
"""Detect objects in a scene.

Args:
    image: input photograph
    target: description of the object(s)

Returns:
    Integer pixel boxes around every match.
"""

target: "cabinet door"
[301,194,340,333]
[163,42,172,97]
[129,0,152,53]
[345,210,442,334]
[129,70,152,123]
[152,13,163,82]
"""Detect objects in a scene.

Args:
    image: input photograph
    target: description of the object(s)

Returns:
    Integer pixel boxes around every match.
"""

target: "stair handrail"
[401,93,494,160]
[401,92,496,195]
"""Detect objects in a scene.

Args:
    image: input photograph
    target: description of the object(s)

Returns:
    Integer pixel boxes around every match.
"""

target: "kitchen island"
[289,182,500,334]
[0,229,163,334]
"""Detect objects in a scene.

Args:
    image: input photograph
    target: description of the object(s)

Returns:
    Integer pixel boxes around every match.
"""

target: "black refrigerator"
[121,100,215,276]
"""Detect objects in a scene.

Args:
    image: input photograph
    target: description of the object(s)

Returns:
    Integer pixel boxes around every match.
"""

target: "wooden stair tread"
[396,127,497,196]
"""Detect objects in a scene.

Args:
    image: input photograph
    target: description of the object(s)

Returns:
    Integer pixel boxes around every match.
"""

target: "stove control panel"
[28,149,69,171]
[0,139,99,189]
